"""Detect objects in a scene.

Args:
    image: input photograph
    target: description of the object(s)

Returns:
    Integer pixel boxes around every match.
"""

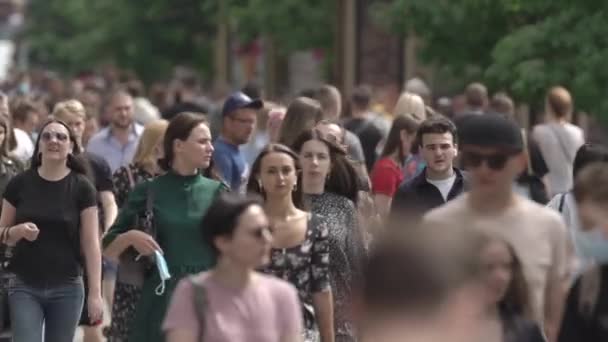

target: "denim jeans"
[8,276,84,342]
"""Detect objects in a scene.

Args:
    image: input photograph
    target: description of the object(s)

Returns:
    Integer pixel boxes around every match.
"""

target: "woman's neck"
[302,177,325,195]
[264,195,299,219]
[38,161,71,181]
[212,257,253,290]
[171,158,198,176]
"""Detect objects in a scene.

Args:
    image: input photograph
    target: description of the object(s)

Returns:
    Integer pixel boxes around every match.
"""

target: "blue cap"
[221,91,263,116]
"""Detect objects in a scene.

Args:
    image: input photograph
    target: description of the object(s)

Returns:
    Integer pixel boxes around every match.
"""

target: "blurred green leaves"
[380,0,608,119]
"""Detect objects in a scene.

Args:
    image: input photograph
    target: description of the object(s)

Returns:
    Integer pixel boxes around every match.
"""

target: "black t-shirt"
[85,152,114,230]
[344,117,384,171]
[4,169,97,287]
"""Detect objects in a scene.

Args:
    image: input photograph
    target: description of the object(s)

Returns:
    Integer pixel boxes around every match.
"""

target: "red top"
[370,157,403,197]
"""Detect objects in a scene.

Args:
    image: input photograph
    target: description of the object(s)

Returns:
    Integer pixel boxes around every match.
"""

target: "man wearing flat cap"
[213,91,263,192]
[423,114,570,342]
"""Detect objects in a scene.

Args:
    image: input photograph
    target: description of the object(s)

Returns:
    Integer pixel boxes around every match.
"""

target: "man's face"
[420,132,457,175]
[110,94,134,129]
[461,145,524,196]
[226,108,257,145]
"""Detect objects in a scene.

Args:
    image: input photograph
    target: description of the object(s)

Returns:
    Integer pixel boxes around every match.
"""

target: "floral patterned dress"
[260,214,331,342]
[106,163,156,341]
[306,192,366,342]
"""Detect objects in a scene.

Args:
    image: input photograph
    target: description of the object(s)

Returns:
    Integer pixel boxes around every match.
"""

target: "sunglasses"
[250,226,272,240]
[41,131,69,142]
[462,151,516,170]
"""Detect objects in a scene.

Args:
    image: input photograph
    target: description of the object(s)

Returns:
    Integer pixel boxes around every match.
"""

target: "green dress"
[102,171,224,342]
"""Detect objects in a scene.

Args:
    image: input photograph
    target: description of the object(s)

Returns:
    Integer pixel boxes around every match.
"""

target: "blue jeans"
[8,276,84,342]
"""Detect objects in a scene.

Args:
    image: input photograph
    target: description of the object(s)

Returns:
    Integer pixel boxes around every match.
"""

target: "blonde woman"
[105,119,168,342]
[393,92,426,123]
[53,99,118,342]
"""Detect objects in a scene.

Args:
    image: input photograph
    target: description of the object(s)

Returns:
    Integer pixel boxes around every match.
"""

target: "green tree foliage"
[25,0,218,82]
[381,0,608,118]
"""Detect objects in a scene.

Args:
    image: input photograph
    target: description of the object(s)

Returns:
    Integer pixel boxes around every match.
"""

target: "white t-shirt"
[424,194,569,325]
[11,127,34,163]
[532,122,584,196]
[426,174,456,201]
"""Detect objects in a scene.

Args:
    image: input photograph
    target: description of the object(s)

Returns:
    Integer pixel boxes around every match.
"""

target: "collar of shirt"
[103,123,144,142]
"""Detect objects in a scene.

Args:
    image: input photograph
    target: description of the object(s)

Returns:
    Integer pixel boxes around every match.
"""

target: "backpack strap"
[187,276,208,341]
[558,192,567,213]
[578,265,601,320]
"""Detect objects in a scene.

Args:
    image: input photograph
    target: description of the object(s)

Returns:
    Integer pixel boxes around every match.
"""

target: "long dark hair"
[159,112,208,171]
[246,143,305,210]
[381,115,420,165]
[292,128,359,203]
[31,119,92,180]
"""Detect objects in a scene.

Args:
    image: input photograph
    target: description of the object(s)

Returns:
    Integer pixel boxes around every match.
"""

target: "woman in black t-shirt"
[0,119,103,342]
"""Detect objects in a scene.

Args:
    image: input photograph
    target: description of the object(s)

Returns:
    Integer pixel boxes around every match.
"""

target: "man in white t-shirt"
[423,114,569,342]
[391,117,468,222]
[532,86,585,197]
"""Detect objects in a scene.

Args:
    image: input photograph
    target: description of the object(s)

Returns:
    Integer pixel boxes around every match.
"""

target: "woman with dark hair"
[247,144,334,342]
[102,112,225,342]
[0,119,102,341]
[292,129,365,342]
[163,192,303,342]
[480,234,545,342]
[370,115,419,218]
[0,115,23,197]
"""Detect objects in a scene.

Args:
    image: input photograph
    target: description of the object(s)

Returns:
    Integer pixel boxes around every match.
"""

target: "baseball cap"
[458,113,523,151]
[221,91,263,116]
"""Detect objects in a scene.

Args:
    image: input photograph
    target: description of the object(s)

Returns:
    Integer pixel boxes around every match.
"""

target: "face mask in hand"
[154,250,171,295]
[575,228,608,264]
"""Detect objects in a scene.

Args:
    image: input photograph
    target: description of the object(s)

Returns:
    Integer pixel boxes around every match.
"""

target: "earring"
[292,183,297,192]
[258,180,263,191]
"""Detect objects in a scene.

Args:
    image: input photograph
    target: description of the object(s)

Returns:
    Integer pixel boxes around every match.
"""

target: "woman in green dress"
[102,112,224,342]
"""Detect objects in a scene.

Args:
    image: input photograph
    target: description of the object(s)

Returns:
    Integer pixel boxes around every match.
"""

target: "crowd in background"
[0,63,604,342]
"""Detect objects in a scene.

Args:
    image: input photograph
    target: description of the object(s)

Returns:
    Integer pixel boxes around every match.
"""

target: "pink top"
[162,271,303,342]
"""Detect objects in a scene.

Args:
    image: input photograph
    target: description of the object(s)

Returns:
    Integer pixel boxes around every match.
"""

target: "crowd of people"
[0,65,604,342]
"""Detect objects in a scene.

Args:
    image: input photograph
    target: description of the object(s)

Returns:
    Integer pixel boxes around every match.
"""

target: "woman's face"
[480,240,514,305]
[218,204,272,268]
[175,123,213,169]
[300,139,331,185]
[258,151,298,197]
[400,130,415,158]
[38,122,73,163]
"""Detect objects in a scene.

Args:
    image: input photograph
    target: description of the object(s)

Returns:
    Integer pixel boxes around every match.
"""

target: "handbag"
[521,130,549,204]
[116,175,157,287]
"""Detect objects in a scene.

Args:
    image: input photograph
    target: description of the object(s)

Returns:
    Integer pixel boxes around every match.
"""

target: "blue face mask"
[575,228,608,264]
[154,250,171,295]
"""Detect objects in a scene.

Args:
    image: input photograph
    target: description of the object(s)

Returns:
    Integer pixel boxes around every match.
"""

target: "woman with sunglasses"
[0,119,103,341]
[102,112,225,342]
[292,129,365,342]
[164,192,303,342]
[248,144,334,342]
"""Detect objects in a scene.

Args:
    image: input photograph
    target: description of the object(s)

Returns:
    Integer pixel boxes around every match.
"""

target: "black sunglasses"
[41,131,69,142]
[462,151,516,170]
[250,226,272,240]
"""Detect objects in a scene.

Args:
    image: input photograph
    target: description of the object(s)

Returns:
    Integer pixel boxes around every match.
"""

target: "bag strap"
[547,124,575,162]
[558,193,567,213]
[188,276,208,341]
[126,166,136,190]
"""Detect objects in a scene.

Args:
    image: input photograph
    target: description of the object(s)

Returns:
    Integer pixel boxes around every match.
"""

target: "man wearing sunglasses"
[423,114,569,342]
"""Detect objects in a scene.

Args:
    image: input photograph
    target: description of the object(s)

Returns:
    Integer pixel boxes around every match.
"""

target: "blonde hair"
[52,99,87,121]
[132,119,169,170]
[393,92,426,123]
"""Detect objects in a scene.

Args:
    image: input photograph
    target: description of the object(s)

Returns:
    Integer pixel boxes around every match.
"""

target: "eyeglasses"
[462,151,515,170]
[230,116,256,126]
[41,131,69,142]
